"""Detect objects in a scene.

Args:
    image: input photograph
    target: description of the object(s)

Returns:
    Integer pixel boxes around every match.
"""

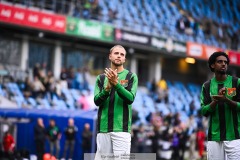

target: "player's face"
[109,47,126,66]
[212,56,228,74]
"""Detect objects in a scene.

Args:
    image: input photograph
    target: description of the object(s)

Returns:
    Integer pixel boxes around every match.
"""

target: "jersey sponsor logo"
[227,88,236,96]
[120,80,128,87]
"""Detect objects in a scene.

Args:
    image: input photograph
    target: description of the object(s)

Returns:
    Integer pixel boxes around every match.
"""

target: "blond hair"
[110,45,126,54]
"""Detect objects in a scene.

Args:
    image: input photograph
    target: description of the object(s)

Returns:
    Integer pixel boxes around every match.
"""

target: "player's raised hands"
[104,68,118,86]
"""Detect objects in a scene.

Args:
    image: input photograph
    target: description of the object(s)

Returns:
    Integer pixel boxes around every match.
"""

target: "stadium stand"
[1,0,239,49]
[99,0,239,49]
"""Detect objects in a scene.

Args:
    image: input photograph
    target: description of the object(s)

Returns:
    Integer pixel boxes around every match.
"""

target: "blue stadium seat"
[0,84,6,97]
[70,89,81,101]
[14,95,26,108]
[27,97,37,108]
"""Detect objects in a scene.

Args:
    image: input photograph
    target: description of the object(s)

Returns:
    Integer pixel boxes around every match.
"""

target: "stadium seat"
[27,97,37,108]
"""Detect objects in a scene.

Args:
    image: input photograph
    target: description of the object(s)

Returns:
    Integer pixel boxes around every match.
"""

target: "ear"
[123,57,126,63]
[211,64,215,70]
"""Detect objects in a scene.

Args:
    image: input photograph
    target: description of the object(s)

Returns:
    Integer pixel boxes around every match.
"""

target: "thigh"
[224,139,240,160]
[70,140,75,147]
[50,142,54,149]
[96,133,112,153]
[111,132,131,154]
[55,140,60,149]
[95,133,112,160]
[207,141,225,160]
[64,140,69,150]
[69,140,75,150]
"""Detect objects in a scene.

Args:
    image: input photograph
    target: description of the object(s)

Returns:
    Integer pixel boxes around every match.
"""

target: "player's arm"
[114,74,138,104]
[94,75,110,106]
[200,84,218,116]
[105,69,138,104]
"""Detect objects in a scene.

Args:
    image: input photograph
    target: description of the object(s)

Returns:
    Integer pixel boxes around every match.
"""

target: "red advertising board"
[202,45,222,60]
[187,41,240,66]
[0,3,66,33]
[187,42,222,60]
[186,42,204,59]
[228,50,240,66]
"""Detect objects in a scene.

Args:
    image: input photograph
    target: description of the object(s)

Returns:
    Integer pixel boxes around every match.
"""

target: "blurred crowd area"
[2,0,239,50]
[0,62,96,110]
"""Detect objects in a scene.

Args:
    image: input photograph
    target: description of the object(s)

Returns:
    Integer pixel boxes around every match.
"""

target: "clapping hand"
[211,87,227,102]
[104,68,118,86]
[218,87,226,95]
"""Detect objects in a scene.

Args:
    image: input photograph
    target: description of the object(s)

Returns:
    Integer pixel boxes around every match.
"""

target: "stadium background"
[0,0,239,159]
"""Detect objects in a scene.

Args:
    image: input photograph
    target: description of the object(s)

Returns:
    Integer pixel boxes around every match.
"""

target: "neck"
[215,73,227,81]
[111,64,124,73]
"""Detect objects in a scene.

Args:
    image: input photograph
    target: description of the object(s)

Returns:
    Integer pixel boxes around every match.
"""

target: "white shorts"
[95,132,131,160]
[207,139,240,160]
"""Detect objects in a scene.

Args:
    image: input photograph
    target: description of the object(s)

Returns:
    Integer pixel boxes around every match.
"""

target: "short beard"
[217,70,226,75]
[112,61,123,66]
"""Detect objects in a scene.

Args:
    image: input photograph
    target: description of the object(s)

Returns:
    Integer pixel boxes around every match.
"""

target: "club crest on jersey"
[227,88,236,96]
[120,80,128,87]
